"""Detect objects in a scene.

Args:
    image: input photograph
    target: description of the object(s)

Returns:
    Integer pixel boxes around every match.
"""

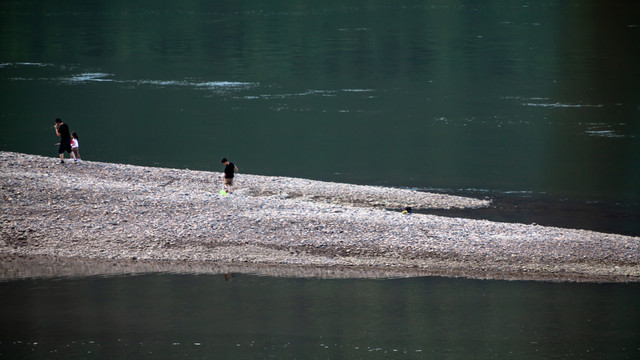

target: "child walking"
[221,158,239,194]
[71,132,81,162]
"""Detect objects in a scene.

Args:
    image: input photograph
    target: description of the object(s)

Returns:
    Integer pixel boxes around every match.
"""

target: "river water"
[1,0,639,234]
[1,0,639,358]
[1,274,639,359]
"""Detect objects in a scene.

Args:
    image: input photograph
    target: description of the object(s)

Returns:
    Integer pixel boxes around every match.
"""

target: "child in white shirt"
[71,132,81,162]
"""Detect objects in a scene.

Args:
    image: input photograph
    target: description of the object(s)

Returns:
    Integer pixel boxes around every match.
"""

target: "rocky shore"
[1,151,639,282]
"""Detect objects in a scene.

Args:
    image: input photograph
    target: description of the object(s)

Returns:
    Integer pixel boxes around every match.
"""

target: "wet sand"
[1,151,639,282]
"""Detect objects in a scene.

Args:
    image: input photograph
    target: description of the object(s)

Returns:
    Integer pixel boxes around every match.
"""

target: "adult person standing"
[221,158,239,194]
[54,118,72,164]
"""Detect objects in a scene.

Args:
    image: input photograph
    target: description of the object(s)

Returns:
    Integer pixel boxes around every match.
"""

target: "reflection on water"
[1,274,639,359]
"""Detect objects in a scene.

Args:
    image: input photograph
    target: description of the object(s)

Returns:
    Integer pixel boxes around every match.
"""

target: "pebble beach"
[1,151,639,282]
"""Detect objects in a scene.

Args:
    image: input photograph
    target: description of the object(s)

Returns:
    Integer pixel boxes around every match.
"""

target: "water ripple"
[523,102,604,108]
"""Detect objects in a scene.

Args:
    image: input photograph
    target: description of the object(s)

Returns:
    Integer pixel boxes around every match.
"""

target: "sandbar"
[1,152,638,282]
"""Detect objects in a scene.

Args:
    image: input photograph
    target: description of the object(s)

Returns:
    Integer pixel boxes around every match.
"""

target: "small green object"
[220,190,228,196]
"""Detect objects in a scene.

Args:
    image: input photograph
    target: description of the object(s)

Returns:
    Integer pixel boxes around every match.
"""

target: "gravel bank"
[1,151,638,282]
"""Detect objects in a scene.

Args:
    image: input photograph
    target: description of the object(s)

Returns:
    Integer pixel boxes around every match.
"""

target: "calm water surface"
[1,0,638,230]
[1,274,639,359]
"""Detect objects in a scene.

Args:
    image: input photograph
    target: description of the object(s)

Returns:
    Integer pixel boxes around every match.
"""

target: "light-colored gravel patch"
[1,151,638,282]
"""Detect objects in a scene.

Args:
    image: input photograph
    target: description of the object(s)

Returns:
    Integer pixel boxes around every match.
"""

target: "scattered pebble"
[1,151,639,282]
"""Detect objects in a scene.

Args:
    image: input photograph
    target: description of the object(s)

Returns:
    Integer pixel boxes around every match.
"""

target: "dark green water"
[1,0,639,217]
[1,274,639,359]
[1,1,639,358]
